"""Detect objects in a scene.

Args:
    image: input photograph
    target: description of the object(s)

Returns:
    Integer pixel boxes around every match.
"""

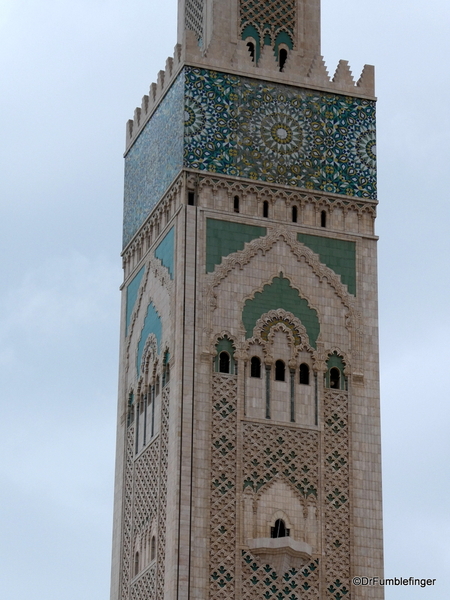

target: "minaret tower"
[110,2,383,600]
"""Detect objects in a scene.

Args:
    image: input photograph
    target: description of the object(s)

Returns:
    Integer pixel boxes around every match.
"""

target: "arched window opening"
[233,195,240,213]
[271,519,290,538]
[279,48,288,71]
[134,552,140,577]
[250,356,261,378]
[263,200,269,218]
[275,360,285,382]
[292,205,298,223]
[330,367,340,389]
[321,210,327,228]
[246,41,255,62]
[219,352,230,374]
[299,363,310,385]
[151,536,156,561]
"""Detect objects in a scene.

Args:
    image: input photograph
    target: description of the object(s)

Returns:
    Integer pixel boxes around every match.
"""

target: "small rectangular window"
[188,191,195,206]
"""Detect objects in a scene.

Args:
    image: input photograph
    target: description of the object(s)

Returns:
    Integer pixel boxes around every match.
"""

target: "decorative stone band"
[247,537,313,575]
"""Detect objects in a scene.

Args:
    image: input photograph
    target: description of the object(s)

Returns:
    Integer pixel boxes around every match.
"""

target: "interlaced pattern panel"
[134,440,159,526]
[210,374,238,600]
[156,386,170,600]
[130,566,156,600]
[240,0,296,44]
[242,423,319,498]
[323,390,351,600]
[119,386,170,600]
[241,423,320,599]
[186,0,203,41]
[121,426,135,600]
[242,552,320,600]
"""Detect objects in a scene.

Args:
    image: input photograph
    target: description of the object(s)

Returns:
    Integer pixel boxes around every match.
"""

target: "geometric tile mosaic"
[123,75,184,247]
[124,67,376,247]
[184,67,376,200]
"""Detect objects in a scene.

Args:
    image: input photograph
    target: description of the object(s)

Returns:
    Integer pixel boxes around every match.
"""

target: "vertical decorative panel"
[185,0,204,42]
[156,385,170,600]
[323,390,351,600]
[210,374,238,600]
[121,426,135,600]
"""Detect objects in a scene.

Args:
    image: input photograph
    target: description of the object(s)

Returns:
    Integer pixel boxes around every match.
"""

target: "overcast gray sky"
[0,1,449,598]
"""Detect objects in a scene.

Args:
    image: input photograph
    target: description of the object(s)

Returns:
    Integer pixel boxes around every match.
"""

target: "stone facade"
[111,1,383,600]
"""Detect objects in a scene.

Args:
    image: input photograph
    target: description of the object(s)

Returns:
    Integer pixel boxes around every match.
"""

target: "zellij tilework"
[184,67,376,198]
[123,67,376,247]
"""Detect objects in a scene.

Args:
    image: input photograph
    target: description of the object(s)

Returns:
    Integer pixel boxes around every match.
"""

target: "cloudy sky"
[0,0,449,598]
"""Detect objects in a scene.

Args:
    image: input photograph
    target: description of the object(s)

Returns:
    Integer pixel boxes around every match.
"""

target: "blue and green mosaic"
[124,67,376,248]
[123,75,184,248]
[184,67,376,198]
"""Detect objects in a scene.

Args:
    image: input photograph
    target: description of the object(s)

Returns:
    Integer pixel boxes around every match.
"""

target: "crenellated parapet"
[125,31,375,154]
[125,44,183,150]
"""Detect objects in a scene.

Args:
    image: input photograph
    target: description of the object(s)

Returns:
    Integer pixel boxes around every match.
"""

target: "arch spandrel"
[205,226,355,355]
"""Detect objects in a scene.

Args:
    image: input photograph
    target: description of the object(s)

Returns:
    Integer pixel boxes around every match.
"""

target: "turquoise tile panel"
[242,274,320,347]
[155,226,175,279]
[123,73,184,248]
[125,266,145,335]
[136,302,162,376]
[297,233,356,296]
[206,219,266,273]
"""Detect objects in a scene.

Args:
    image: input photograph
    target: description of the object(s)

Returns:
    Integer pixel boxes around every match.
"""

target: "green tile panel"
[297,233,356,296]
[125,266,145,336]
[242,275,320,348]
[206,219,266,273]
[155,226,175,279]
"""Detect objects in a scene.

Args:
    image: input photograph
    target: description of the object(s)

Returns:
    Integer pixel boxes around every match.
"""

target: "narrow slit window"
[155,375,160,396]
[247,41,255,62]
[151,536,156,561]
[275,360,285,382]
[188,191,195,206]
[250,356,261,378]
[134,552,140,576]
[300,363,310,385]
[292,205,298,223]
[219,351,230,374]
[279,48,288,71]
[234,195,240,213]
[263,200,269,218]
[321,210,327,228]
